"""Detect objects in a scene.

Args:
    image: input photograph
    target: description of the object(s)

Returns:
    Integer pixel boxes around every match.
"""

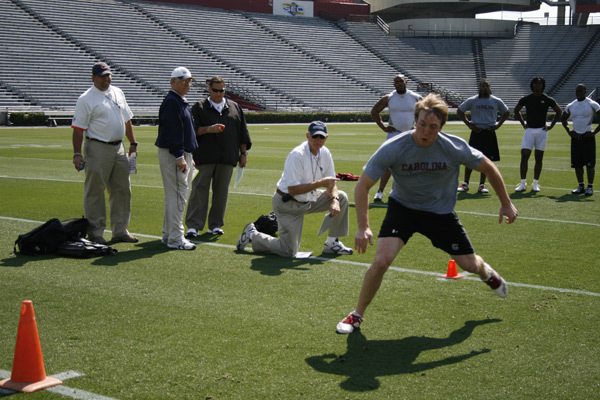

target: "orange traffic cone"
[441,259,464,279]
[0,300,62,393]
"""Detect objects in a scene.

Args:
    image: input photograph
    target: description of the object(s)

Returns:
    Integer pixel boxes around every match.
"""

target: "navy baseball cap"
[92,62,111,77]
[308,121,328,137]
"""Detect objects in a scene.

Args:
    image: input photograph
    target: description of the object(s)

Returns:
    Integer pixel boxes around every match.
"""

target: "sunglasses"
[210,87,225,93]
[311,134,327,139]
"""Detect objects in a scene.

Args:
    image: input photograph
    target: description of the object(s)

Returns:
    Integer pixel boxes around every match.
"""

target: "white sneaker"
[457,183,469,192]
[208,227,224,235]
[323,239,353,255]
[236,223,257,251]
[532,182,541,192]
[478,184,489,193]
[185,228,198,238]
[167,238,196,250]
[373,190,384,202]
[515,182,526,192]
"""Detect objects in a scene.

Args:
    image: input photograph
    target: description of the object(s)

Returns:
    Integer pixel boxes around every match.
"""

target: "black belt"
[277,189,297,202]
[88,137,122,146]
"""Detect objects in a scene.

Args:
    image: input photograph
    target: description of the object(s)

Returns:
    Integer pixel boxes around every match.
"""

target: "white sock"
[481,263,492,281]
[521,179,526,184]
[533,179,539,185]
[326,236,337,244]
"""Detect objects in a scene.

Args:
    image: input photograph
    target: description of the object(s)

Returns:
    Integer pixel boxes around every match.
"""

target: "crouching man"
[236,121,353,257]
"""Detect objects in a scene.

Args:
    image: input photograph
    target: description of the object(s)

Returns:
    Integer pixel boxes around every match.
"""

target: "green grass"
[0,123,599,399]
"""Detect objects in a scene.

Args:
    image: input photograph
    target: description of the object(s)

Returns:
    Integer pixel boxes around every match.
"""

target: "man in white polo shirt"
[236,121,353,258]
[71,62,138,244]
[561,84,600,196]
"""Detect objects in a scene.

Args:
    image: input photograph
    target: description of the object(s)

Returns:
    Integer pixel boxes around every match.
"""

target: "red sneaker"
[336,312,363,334]
[483,267,508,298]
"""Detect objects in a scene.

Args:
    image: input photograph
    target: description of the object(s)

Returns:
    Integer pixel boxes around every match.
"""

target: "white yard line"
[0,370,117,400]
[3,216,598,297]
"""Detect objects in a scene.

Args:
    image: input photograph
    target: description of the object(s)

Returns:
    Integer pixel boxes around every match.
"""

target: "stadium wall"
[389,18,517,37]
[145,0,370,19]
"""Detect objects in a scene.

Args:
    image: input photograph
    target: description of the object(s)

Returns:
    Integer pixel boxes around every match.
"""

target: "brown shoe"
[112,233,139,243]
[89,236,107,245]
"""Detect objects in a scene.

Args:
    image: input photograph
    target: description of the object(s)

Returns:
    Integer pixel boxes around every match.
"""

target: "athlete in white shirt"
[561,84,600,196]
[371,74,422,202]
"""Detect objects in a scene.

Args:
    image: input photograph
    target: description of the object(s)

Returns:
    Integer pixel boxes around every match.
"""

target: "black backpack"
[61,217,89,241]
[14,218,67,256]
[14,217,89,256]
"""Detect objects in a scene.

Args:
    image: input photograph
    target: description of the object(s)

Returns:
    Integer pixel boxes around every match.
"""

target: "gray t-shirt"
[364,130,483,214]
[458,95,509,129]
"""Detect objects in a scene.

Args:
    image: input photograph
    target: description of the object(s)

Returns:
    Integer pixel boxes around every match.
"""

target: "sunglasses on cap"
[210,87,225,93]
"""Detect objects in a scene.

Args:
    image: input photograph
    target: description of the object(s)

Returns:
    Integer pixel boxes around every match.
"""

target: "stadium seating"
[0,0,598,115]
[0,0,164,113]
[482,24,599,108]
[133,1,382,111]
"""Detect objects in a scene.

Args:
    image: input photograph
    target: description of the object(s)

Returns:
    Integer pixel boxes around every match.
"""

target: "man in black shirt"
[513,76,562,192]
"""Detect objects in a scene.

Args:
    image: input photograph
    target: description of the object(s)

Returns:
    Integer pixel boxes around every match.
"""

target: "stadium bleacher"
[482,24,599,108]
[0,0,598,116]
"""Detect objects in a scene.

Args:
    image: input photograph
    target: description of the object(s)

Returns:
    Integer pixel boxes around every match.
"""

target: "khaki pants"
[251,190,349,257]
[83,139,131,239]
[158,148,195,244]
[185,163,234,231]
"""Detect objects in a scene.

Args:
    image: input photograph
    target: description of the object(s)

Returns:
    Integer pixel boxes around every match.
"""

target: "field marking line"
[0,369,117,400]
[2,216,598,298]
[0,178,598,226]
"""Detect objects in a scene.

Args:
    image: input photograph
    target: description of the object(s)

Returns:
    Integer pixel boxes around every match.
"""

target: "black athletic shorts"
[469,129,500,161]
[379,197,474,256]
[571,135,596,168]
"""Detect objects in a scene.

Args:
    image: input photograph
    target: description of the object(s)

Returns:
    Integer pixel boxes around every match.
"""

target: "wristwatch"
[241,151,248,156]
[331,196,340,201]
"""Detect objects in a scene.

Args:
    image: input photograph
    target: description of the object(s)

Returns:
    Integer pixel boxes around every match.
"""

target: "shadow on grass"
[91,240,170,266]
[247,253,326,276]
[0,252,51,268]
[0,240,170,268]
[547,193,594,203]
[306,318,501,392]
[456,191,490,199]
[509,191,543,200]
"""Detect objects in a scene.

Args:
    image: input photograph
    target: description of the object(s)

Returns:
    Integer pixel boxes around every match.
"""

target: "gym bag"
[14,218,68,256]
[13,217,90,256]
[57,238,118,258]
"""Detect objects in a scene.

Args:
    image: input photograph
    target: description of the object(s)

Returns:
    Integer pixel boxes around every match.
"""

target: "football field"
[0,122,598,399]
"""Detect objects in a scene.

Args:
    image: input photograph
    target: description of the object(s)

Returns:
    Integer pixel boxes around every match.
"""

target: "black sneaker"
[572,186,585,194]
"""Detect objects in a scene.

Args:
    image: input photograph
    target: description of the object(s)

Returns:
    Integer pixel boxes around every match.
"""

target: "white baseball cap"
[171,67,194,80]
